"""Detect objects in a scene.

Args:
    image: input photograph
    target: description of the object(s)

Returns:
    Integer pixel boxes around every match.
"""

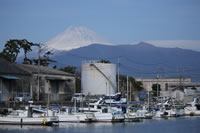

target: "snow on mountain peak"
[45,26,112,51]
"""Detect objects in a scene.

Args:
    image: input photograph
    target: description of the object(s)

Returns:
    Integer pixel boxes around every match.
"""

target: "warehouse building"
[0,57,75,102]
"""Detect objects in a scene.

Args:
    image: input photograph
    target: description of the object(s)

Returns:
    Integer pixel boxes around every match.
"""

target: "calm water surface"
[0,117,200,133]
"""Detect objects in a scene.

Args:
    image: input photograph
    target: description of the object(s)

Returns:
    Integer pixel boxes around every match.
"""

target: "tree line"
[0,39,55,66]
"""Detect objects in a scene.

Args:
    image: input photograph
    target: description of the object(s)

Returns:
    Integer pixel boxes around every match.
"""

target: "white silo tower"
[81,61,116,95]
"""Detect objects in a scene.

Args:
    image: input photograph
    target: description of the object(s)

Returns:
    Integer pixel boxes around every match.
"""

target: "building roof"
[17,64,73,76]
[169,82,200,87]
[136,77,191,82]
[0,57,73,77]
[0,75,20,80]
[0,57,31,75]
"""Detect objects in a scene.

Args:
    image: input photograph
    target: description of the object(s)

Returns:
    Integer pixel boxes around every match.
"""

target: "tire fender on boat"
[112,116,115,120]
[43,118,46,125]
[20,118,23,124]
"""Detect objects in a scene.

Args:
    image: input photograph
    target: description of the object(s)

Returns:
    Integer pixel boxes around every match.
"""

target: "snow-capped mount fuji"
[45,26,112,51]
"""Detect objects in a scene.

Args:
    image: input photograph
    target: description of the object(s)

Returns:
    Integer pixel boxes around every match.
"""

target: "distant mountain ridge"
[51,42,200,82]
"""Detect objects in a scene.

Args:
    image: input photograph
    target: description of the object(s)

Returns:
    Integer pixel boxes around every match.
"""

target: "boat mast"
[157,74,159,97]
[47,80,50,117]
[118,57,120,92]
[127,76,129,103]
[148,87,150,110]
[109,82,111,108]
[130,82,131,102]
[37,47,41,101]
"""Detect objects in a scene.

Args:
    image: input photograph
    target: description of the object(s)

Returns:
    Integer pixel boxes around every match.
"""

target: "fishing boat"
[153,102,166,118]
[79,98,124,122]
[0,115,57,125]
[184,98,200,116]
[0,107,58,125]
[162,101,177,117]
[55,107,95,123]
[174,105,185,116]
[32,105,95,123]
[124,106,142,122]
[104,93,127,104]
[153,99,178,118]
[138,106,153,119]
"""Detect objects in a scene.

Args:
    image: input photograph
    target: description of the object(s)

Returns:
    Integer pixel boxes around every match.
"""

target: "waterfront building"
[0,57,75,102]
[135,77,200,102]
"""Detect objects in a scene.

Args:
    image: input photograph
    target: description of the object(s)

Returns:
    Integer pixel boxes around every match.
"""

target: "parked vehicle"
[15,93,32,102]
[71,93,86,102]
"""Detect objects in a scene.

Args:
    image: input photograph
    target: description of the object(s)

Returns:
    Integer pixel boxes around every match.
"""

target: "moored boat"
[55,107,95,123]
[0,107,58,125]
[184,98,200,116]
[79,98,124,122]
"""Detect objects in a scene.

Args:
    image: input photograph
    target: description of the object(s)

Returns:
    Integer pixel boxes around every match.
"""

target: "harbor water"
[0,116,200,133]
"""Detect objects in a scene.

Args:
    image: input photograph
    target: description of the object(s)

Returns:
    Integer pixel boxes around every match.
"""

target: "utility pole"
[74,70,76,94]
[179,68,186,90]
[182,68,185,90]
[37,47,41,101]
[156,74,159,97]
[47,80,50,117]
[148,87,149,111]
[117,57,120,92]
[130,82,132,102]
[156,65,161,98]
[109,83,111,108]
[0,79,2,101]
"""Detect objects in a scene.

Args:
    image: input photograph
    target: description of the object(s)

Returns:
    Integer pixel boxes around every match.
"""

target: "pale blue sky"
[0,0,200,50]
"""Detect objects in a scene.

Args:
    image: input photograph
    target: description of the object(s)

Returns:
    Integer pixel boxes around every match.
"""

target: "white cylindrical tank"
[81,61,116,95]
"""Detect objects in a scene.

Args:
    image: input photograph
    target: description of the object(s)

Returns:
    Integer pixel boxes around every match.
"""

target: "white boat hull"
[124,113,141,122]
[0,116,58,125]
[93,112,124,122]
[57,113,94,123]
[184,109,200,116]
[153,110,164,118]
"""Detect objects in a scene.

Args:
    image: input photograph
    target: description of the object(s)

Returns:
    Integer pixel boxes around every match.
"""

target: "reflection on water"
[0,117,200,133]
[0,125,54,132]
[59,122,114,128]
